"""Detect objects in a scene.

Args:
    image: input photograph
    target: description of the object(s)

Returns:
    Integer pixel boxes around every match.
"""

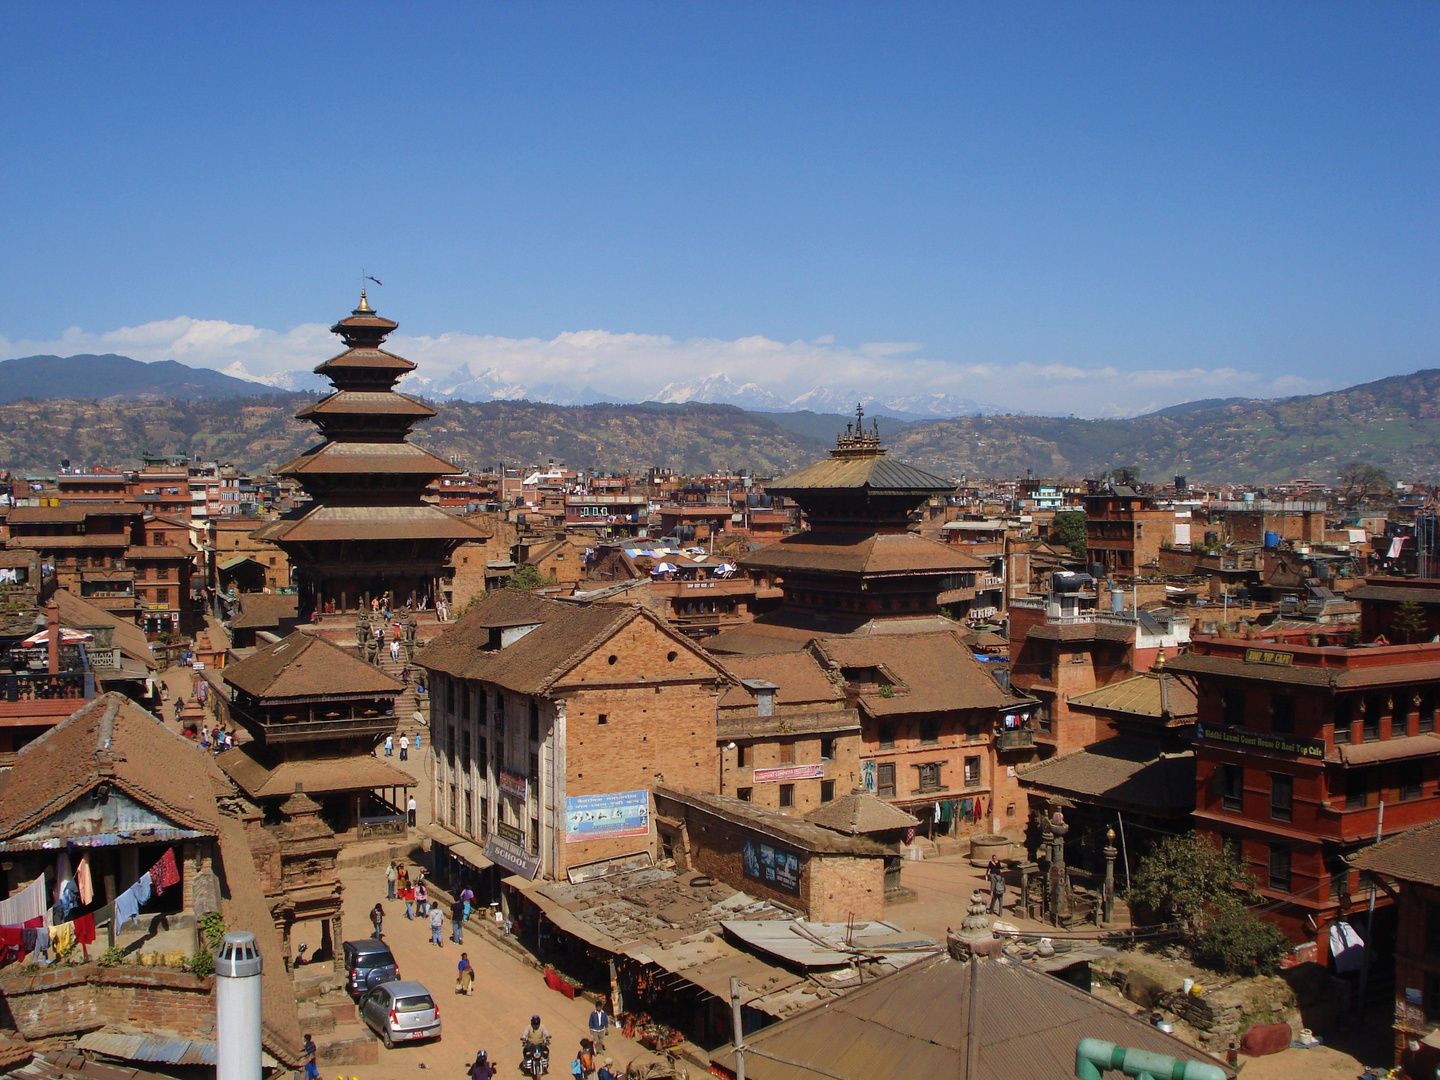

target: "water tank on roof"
[1264,531,1280,549]
[1111,588,1125,613]
[1052,571,1093,594]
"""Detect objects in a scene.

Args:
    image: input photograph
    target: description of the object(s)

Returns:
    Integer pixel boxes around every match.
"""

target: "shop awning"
[420,823,494,871]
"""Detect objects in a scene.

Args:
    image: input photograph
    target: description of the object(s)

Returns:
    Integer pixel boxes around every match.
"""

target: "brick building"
[208,518,292,596]
[1350,577,1440,644]
[416,590,731,892]
[1168,631,1440,959]
[1008,574,1190,758]
[715,650,861,814]
[653,787,890,922]
[212,632,414,835]
[811,631,1035,839]
[7,504,145,621]
[1083,486,1175,580]
[1351,819,1440,1071]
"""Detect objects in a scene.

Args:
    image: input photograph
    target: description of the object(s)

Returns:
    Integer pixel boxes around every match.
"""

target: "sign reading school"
[564,790,650,843]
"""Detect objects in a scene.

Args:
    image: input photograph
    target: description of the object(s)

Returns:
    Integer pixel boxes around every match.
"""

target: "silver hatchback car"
[359,980,441,1049]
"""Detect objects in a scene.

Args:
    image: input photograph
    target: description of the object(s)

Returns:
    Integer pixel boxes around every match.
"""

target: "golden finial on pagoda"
[355,289,374,314]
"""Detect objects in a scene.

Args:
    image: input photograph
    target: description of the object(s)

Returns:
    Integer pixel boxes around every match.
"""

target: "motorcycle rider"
[521,1016,551,1074]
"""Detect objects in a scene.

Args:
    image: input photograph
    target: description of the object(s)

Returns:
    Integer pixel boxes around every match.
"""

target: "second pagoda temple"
[254,292,485,613]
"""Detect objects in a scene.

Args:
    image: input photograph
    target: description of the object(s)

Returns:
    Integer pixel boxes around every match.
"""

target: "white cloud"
[0,317,1335,419]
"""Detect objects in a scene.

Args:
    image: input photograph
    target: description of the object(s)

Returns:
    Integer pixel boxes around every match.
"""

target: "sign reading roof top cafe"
[1196,723,1325,760]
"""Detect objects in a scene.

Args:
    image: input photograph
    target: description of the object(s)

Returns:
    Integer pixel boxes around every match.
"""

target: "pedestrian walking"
[587,1004,610,1051]
[303,1034,319,1080]
[578,1039,596,1079]
[987,855,1007,915]
[390,638,400,663]
[399,734,409,761]
[416,882,429,917]
[401,883,414,920]
[428,904,444,946]
[370,902,385,938]
[384,734,394,757]
[413,729,421,751]
[451,899,465,943]
[385,861,397,900]
[460,886,474,924]
[456,952,474,995]
[407,795,417,827]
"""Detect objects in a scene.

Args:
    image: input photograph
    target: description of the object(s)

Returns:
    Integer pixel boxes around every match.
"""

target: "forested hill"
[1,369,1437,483]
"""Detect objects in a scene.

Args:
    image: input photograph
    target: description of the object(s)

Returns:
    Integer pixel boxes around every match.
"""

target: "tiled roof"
[295,390,436,418]
[217,746,416,800]
[276,439,460,477]
[8,504,142,524]
[1024,622,1136,643]
[742,531,988,577]
[0,694,228,839]
[1351,819,1440,887]
[705,613,962,656]
[313,345,411,374]
[53,588,155,669]
[804,791,919,835]
[814,632,1022,716]
[1018,738,1196,814]
[710,952,1231,1080]
[262,504,486,544]
[1348,582,1440,606]
[1067,672,1198,723]
[1167,651,1440,690]
[417,590,727,694]
[766,455,954,495]
[656,787,885,855]
[227,592,299,631]
[223,632,401,700]
[719,652,843,709]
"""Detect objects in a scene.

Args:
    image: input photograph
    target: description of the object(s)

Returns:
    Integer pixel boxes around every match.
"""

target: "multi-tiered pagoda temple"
[254,293,484,613]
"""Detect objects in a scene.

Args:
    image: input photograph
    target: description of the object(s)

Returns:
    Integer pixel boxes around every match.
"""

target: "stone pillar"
[1047,809,1070,927]
[1102,827,1117,927]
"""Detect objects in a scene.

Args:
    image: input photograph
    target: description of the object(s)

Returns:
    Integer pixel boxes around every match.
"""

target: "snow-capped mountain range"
[237,363,998,420]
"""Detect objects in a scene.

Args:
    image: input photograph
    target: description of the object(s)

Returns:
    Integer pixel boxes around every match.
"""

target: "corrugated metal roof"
[720,919,938,968]
[76,1032,216,1066]
[712,954,1234,1080]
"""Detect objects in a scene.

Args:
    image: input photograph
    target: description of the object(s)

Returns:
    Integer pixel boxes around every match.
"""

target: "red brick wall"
[559,617,723,873]
[0,964,215,1041]
[655,792,885,921]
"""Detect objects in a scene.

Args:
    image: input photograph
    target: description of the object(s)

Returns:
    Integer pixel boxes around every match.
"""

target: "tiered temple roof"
[258,293,483,611]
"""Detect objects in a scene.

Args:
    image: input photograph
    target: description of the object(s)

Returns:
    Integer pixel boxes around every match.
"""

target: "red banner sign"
[752,763,824,784]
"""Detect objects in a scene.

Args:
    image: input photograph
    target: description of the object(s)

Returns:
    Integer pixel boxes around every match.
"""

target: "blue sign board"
[564,790,650,843]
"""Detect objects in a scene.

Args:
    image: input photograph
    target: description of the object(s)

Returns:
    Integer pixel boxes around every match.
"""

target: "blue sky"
[0,3,1435,416]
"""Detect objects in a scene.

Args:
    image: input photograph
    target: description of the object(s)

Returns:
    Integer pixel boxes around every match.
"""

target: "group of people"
[370,862,626,1080]
[382,732,419,760]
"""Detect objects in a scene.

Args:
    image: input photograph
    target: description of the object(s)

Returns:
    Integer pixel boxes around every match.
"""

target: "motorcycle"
[520,1040,549,1078]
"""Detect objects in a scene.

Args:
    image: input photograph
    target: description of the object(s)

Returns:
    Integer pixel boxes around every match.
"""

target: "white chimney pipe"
[215,930,263,1080]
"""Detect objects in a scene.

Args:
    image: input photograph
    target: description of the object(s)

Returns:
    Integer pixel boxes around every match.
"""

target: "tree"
[1107,466,1141,487]
[1393,600,1428,644]
[1127,834,1290,976]
[1339,462,1391,507]
[1127,833,1257,936]
[507,564,545,591]
[1049,510,1088,560]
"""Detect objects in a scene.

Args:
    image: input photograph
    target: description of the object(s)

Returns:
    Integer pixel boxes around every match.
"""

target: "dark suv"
[343,939,399,999]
